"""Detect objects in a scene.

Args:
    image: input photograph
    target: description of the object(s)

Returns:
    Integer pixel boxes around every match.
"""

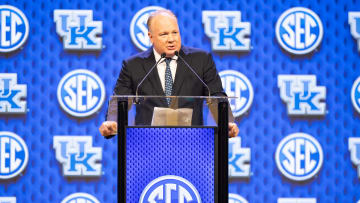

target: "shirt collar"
[153,48,178,62]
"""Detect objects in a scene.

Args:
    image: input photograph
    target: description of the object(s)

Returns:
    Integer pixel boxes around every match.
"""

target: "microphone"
[135,53,166,103]
[174,51,211,98]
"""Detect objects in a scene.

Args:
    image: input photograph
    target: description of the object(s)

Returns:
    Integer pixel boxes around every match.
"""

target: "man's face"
[148,14,181,57]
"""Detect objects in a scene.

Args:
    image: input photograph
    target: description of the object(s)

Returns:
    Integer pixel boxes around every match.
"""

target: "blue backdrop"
[0,0,360,202]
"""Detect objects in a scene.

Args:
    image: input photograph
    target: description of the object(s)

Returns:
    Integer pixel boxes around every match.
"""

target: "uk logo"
[349,12,360,51]
[54,10,102,50]
[53,136,102,177]
[0,197,16,203]
[229,137,250,178]
[278,75,326,116]
[229,193,248,203]
[348,137,360,178]
[275,133,323,181]
[61,193,99,203]
[0,131,28,179]
[0,5,29,52]
[278,198,316,203]
[202,11,250,51]
[219,70,253,117]
[139,175,201,202]
[0,73,27,114]
[57,69,105,117]
[351,77,360,113]
[276,7,323,55]
[130,6,164,51]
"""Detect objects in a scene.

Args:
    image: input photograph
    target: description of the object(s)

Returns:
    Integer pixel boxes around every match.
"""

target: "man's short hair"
[147,9,177,32]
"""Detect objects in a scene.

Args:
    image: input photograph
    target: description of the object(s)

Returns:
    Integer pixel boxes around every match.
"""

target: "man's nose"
[167,35,175,42]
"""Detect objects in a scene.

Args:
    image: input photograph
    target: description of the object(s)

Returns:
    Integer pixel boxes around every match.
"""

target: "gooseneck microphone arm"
[135,53,166,102]
[175,51,211,98]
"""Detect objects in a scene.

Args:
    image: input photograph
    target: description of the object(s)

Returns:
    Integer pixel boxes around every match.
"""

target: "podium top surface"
[110,95,236,99]
[107,95,235,127]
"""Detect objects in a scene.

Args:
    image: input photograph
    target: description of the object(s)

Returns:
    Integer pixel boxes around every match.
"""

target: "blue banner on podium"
[126,127,216,202]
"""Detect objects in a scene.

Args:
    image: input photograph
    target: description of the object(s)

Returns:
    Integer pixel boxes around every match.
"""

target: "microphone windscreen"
[161,53,166,58]
[174,51,179,56]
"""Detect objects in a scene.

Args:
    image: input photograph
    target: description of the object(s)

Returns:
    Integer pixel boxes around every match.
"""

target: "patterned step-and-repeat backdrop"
[0,0,360,202]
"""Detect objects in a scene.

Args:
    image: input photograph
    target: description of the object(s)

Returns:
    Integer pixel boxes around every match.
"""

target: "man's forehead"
[149,14,179,32]
[152,13,177,24]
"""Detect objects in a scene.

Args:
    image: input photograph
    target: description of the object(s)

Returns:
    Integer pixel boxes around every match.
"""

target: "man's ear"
[148,32,153,44]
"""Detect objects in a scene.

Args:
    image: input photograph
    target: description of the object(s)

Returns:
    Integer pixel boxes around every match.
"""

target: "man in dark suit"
[99,9,239,137]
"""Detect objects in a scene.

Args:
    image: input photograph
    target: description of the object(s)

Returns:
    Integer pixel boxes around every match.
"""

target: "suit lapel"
[142,50,165,97]
[172,49,187,95]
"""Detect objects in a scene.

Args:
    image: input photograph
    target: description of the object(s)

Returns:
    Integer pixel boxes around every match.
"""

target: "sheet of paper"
[151,107,193,126]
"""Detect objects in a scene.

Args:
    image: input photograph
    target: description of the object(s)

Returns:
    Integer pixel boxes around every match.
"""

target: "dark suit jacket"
[112,46,225,125]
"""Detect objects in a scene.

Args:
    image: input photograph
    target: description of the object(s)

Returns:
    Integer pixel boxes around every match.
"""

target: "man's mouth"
[167,45,175,50]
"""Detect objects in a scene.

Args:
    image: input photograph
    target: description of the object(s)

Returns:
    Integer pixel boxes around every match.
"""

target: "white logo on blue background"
[202,11,250,51]
[0,131,28,179]
[351,77,360,113]
[57,69,105,117]
[229,193,248,203]
[348,137,360,178]
[276,7,323,55]
[278,198,316,203]
[53,136,102,177]
[278,75,326,116]
[54,10,102,50]
[275,133,323,181]
[0,5,29,52]
[130,6,164,51]
[61,193,99,203]
[229,137,250,178]
[220,70,253,117]
[139,175,201,203]
[0,197,16,203]
[0,73,27,114]
[349,12,360,52]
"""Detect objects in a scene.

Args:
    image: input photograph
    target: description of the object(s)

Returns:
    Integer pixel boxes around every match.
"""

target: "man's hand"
[99,121,118,137]
[228,122,239,138]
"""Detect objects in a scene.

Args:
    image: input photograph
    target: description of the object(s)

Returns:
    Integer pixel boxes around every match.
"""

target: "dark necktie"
[164,58,173,106]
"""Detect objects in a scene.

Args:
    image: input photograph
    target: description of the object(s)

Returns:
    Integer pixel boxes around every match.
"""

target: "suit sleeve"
[202,52,226,96]
[202,52,234,122]
[113,60,135,95]
[105,60,135,121]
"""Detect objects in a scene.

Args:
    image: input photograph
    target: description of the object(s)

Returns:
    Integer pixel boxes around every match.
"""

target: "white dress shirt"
[153,49,178,92]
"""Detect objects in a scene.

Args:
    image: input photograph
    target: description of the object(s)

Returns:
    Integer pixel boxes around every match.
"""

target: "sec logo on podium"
[139,175,201,202]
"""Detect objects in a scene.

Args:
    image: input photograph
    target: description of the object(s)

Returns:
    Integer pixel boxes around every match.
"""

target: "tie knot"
[165,57,172,65]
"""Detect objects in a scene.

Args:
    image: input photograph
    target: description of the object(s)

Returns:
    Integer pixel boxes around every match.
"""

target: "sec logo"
[276,7,323,55]
[351,77,360,113]
[57,69,105,117]
[0,5,29,52]
[139,175,201,203]
[130,6,164,51]
[61,193,99,203]
[229,193,248,203]
[275,133,323,181]
[219,70,253,117]
[0,131,28,179]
